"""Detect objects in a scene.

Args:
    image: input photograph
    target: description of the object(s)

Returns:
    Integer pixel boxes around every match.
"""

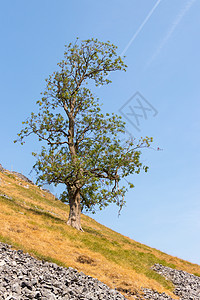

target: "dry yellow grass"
[0,171,199,299]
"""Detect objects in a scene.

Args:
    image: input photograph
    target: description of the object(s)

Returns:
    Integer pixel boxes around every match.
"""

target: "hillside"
[0,167,200,299]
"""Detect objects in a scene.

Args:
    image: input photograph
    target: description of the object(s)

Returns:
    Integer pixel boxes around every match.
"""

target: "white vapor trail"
[99,0,162,87]
[120,0,162,57]
[148,0,196,65]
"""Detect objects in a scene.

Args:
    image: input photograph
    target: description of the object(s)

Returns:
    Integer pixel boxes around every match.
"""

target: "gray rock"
[0,242,127,299]
[10,171,34,185]
[142,288,175,299]
[148,264,200,300]
[0,163,4,172]
[0,194,12,200]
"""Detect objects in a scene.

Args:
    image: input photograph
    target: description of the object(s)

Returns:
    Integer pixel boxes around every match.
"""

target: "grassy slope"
[0,171,200,299]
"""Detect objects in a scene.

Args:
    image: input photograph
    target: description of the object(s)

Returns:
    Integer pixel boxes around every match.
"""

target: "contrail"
[120,0,162,57]
[148,0,196,66]
[100,0,162,87]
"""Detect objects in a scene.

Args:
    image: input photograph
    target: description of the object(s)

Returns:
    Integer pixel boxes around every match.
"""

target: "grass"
[0,170,200,299]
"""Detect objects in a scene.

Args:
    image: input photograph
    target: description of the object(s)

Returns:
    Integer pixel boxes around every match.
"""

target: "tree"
[15,38,153,231]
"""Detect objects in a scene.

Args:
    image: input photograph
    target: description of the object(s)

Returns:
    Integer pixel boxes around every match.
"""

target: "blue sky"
[1,0,200,264]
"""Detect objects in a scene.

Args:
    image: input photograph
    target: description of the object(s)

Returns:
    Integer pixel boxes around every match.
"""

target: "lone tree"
[16,38,152,231]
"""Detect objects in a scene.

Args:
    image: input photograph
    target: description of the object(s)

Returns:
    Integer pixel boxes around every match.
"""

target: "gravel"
[0,242,127,300]
[142,263,200,300]
[142,288,175,300]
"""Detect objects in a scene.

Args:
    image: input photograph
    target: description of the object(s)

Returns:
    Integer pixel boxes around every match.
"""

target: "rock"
[148,263,200,300]
[10,171,34,185]
[142,288,175,299]
[0,260,5,266]
[0,163,4,172]
[0,194,12,200]
[0,242,127,299]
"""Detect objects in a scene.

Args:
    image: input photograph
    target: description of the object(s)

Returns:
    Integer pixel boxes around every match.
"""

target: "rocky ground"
[1,243,200,299]
[0,242,126,300]
[142,264,200,299]
[0,163,34,185]
[148,264,200,299]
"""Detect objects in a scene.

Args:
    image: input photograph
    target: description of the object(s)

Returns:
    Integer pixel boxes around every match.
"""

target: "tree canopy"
[15,38,152,230]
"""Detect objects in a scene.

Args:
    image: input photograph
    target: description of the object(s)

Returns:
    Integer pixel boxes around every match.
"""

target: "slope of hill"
[0,167,200,299]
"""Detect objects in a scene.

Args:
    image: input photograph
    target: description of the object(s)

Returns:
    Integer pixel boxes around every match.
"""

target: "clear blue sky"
[1,0,200,264]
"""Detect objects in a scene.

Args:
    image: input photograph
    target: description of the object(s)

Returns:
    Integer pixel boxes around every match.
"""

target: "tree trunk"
[67,187,83,231]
